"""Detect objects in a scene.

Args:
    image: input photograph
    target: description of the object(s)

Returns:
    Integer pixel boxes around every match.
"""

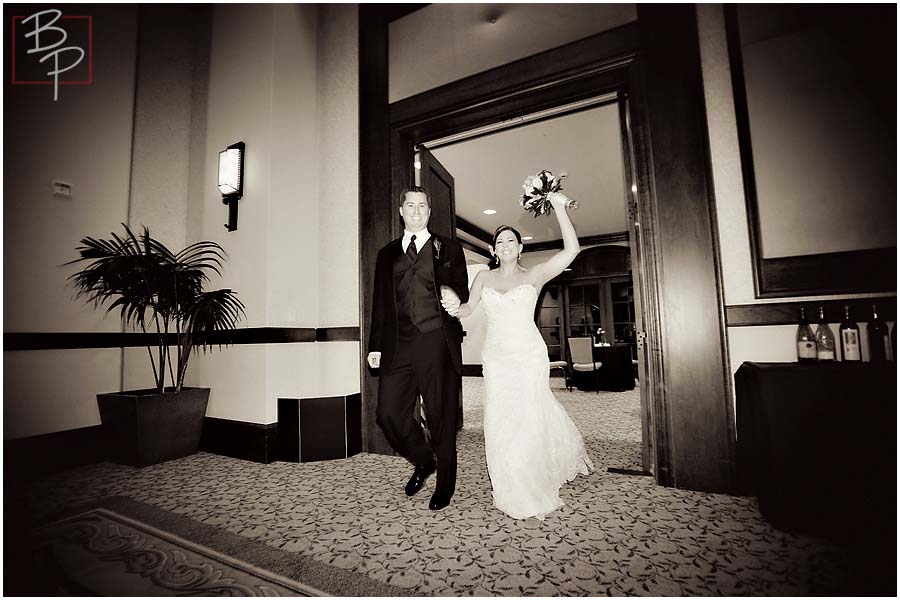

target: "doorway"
[418,97,653,474]
[361,8,738,493]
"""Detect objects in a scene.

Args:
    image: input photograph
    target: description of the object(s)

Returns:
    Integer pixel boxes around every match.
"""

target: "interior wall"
[122,5,211,394]
[4,349,121,438]
[268,4,319,328]
[460,263,490,364]
[728,322,889,371]
[127,6,197,251]
[389,3,637,102]
[3,6,139,334]
[695,4,896,376]
[186,4,362,424]
[3,6,139,439]
[737,6,895,258]
[317,5,361,328]
[6,5,361,439]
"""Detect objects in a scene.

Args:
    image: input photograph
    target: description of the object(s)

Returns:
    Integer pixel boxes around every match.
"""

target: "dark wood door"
[416,147,463,429]
[621,95,654,476]
[417,146,456,240]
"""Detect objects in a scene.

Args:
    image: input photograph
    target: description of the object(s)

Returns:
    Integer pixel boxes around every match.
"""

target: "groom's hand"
[367,352,381,369]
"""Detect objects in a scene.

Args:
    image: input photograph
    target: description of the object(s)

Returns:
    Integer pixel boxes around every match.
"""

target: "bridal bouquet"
[520,170,577,217]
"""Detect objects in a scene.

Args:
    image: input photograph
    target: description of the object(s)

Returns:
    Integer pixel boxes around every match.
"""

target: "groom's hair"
[399,186,431,206]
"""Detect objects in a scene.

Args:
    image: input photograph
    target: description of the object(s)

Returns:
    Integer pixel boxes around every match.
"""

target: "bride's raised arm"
[530,193,580,287]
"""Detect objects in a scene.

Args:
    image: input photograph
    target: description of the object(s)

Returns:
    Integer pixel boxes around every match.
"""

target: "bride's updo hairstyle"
[489,225,524,270]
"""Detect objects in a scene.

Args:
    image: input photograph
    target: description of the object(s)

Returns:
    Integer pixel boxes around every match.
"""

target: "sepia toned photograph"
[3,2,896,596]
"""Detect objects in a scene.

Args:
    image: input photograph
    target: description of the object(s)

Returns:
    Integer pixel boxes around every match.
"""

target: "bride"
[443,192,593,520]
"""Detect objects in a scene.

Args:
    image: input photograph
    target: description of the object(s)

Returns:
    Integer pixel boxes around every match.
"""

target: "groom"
[367,186,468,511]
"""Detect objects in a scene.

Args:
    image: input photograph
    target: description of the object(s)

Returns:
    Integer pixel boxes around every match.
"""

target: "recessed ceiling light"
[522,236,533,241]
[482,209,497,215]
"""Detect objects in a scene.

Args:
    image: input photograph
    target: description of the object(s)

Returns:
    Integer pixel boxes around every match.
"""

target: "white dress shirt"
[401,229,431,253]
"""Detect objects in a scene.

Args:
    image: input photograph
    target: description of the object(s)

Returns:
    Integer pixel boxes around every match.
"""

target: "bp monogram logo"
[11,9,92,101]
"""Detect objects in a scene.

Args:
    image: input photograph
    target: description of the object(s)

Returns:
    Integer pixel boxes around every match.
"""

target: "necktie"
[406,234,418,261]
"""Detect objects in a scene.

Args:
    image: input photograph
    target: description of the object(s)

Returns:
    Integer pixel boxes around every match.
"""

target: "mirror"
[725,5,896,297]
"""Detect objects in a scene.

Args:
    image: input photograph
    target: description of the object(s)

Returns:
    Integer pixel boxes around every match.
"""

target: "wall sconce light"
[218,141,245,231]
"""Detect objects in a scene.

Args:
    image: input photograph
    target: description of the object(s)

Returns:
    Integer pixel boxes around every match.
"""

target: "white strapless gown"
[481,283,594,520]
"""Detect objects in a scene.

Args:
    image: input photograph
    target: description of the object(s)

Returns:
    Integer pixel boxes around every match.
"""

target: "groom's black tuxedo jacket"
[368,232,469,375]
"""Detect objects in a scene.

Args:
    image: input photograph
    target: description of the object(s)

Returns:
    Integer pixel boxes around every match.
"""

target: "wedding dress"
[480,283,594,520]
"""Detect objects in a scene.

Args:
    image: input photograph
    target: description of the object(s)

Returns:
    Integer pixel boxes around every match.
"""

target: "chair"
[548,360,571,391]
[567,337,603,393]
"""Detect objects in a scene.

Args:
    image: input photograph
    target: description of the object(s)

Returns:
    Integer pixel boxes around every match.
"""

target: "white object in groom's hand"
[367,352,381,369]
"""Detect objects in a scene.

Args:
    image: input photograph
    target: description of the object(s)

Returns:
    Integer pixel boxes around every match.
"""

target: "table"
[735,361,896,543]
[571,344,635,392]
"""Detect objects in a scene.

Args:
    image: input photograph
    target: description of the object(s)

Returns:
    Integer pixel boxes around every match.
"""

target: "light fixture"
[414,160,421,170]
[482,209,497,215]
[522,236,533,241]
[218,141,245,232]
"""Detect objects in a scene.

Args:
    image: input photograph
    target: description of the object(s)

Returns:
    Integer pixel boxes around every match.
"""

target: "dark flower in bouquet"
[520,170,577,217]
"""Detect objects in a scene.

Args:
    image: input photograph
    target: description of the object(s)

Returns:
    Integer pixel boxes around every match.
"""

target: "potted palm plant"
[69,225,245,467]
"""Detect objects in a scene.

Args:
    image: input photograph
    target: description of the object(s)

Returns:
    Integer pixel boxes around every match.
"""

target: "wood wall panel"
[359,7,396,456]
[726,298,897,327]
[4,327,358,350]
[636,5,736,493]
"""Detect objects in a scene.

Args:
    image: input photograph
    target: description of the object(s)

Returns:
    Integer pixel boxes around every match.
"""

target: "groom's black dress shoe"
[429,490,452,511]
[405,463,436,497]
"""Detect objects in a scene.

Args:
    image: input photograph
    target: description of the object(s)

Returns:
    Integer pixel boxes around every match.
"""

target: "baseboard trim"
[4,425,106,482]
[4,416,282,480]
[199,417,279,464]
[462,364,483,377]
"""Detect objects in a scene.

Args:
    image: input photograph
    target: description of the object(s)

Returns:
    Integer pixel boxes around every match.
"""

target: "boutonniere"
[432,237,443,261]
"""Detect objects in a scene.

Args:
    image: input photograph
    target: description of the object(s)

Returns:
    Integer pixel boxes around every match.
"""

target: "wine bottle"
[796,307,817,363]
[839,305,861,362]
[867,304,891,364]
[814,306,836,361]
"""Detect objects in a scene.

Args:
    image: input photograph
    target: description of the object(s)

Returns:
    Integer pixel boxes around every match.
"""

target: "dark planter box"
[97,387,210,468]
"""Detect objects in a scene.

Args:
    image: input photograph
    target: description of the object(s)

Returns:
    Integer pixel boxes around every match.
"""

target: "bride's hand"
[547,191,570,211]
[440,286,461,317]
[441,297,461,317]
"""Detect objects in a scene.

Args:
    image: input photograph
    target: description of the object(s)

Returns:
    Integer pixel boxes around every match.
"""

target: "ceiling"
[429,102,628,249]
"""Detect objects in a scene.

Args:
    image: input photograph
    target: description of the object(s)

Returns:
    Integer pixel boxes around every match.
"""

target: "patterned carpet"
[7,378,875,596]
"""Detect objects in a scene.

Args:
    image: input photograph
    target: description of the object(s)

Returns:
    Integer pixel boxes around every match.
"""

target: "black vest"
[393,239,442,339]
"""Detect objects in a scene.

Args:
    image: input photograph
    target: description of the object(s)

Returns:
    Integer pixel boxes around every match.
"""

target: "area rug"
[25,496,411,597]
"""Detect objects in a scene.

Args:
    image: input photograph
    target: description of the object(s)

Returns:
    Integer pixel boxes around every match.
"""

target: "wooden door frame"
[360,6,737,493]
